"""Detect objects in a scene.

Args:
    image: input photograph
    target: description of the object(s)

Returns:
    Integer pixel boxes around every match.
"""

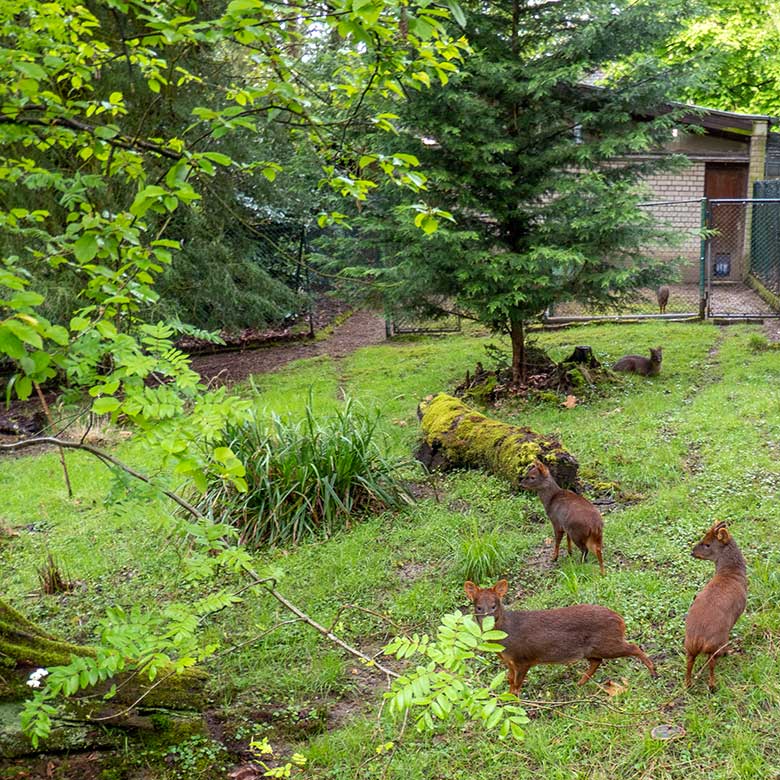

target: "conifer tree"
[339,0,695,382]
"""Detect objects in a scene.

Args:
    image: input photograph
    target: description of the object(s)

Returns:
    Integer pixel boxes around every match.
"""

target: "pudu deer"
[657,285,670,314]
[521,460,605,575]
[464,579,656,693]
[685,521,747,691]
[613,347,663,376]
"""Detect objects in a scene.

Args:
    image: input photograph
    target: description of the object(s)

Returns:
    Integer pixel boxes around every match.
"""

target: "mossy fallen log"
[0,598,208,757]
[415,393,578,489]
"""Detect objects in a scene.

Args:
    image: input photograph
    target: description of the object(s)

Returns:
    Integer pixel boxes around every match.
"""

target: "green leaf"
[73,235,99,263]
[9,291,44,309]
[46,325,69,346]
[444,0,467,27]
[15,375,32,400]
[16,62,47,80]
[5,319,42,349]
[0,329,26,360]
[92,397,120,414]
[203,152,233,166]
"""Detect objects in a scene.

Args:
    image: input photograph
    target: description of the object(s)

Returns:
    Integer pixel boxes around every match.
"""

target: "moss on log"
[416,393,578,489]
[0,600,94,671]
[0,597,207,706]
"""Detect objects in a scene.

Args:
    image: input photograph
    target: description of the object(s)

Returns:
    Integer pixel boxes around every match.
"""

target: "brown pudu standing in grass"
[613,347,662,376]
[685,521,747,691]
[520,461,604,575]
[464,580,656,693]
[657,285,670,314]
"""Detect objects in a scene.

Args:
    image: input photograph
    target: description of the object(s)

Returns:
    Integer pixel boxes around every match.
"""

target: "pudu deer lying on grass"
[521,461,605,575]
[613,346,663,376]
[685,521,747,691]
[464,579,656,694]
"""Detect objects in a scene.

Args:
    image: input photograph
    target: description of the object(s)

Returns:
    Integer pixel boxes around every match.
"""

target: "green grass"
[5,320,780,778]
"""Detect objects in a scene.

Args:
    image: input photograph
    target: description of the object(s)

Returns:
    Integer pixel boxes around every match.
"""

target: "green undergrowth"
[4,321,780,778]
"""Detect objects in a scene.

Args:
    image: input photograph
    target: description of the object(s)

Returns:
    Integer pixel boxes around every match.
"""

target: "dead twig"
[33,382,72,498]
[0,436,204,520]
[244,573,400,681]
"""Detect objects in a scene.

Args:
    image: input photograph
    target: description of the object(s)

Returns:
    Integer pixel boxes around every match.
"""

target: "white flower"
[26,668,49,688]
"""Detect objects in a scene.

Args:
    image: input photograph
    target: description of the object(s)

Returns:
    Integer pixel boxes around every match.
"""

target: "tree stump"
[415,393,578,489]
[563,346,601,368]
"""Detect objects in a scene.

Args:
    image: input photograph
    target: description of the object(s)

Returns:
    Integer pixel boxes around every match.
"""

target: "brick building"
[633,105,779,283]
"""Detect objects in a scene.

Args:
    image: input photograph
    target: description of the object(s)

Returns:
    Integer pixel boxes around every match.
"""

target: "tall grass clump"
[455,520,505,585]
[199,400,411,547]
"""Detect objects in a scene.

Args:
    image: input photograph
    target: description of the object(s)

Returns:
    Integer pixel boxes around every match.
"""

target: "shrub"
[198,400,411,547]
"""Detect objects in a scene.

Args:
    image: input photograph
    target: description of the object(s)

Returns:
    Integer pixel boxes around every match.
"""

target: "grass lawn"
[3,320,780,779]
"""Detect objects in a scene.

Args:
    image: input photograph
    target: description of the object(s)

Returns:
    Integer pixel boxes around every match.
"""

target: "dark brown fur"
[684,521,747,691]
[657,285,670,314]
[521,461,604,575]
[613,346,662,376]
[464,580,656,693]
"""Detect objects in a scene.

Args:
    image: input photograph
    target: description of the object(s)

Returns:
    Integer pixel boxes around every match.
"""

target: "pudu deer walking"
[464,580,656,693]
[685,521,747,691]
[521,461,605,575]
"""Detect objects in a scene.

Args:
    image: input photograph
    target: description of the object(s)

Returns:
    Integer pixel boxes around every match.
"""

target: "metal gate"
[704,195,780,318]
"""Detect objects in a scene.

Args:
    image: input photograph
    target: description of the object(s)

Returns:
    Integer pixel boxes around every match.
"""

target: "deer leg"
[566,535,573,556]
[685,652,696,688]
[510,662,533,695]
[596,545,604,577]
[501,657,517,691]
[627,643,657,677]
[578,658,602,685]
[707,654,718,692]
[551,527,564,562]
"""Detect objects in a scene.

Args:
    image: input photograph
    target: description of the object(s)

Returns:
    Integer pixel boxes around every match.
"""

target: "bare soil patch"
[191,310,387,386]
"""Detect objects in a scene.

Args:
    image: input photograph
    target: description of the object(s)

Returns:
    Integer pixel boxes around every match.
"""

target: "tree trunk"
[415,393,578,489]
[510,318,525,384]
[0,598,208,757]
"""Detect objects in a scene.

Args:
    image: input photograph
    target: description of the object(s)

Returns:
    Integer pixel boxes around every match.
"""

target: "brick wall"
[638,163,705,283]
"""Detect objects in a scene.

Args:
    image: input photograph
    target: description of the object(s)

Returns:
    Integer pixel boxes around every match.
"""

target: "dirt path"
[190,310,387,385]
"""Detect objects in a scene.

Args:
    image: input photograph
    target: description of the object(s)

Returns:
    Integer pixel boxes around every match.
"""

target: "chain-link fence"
[387,302,462,336]
[545,193,780,322]
[251,219,315,334]
[545,198,704,321]
[249,196,780,334]
[705,197,780,318]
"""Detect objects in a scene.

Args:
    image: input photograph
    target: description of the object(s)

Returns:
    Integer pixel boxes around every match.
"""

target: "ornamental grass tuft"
[198,399,412,548]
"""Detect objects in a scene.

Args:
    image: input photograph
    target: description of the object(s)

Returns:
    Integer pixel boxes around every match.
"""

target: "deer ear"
[536,461,549,476]
[464,581,479,601]
[493,579,509,598]
[716,526,731,543]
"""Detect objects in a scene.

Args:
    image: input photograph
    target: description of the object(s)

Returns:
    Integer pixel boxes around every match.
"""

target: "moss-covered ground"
[3,321,780,779]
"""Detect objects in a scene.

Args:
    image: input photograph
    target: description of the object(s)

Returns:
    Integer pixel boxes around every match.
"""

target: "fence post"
[299,224,314,338]
[699,197,708,320]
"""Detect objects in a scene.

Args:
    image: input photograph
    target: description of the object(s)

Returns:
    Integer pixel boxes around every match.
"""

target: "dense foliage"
[667,0,780,115]
[0,0,466,745]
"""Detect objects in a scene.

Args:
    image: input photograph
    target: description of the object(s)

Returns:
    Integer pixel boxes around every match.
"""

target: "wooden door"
[705,163,748,281]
